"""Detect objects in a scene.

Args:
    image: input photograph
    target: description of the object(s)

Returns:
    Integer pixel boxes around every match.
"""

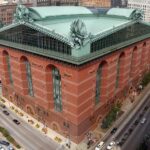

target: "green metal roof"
[35,15,130,39]
[107,8,136,18]
[29,6,92,20]
[0,6,149,65]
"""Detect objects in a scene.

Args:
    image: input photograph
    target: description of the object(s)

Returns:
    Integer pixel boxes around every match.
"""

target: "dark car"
[0,140,10,146]
[13,119,20,125]
[128,127,133,133]
[111,127,118,134]
[3,110,9,115]
[134,119,139,125]
[144,106,149,111]
[117,140,124,146]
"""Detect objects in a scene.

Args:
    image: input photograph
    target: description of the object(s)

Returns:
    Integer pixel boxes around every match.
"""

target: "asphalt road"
[0,106,59,150]
[100,94,150,150]
[121,106,150,150]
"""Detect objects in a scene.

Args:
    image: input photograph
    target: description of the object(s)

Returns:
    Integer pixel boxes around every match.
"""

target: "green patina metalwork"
[70,19,89,48]
[13,4,33,23]
[0,6,149,65]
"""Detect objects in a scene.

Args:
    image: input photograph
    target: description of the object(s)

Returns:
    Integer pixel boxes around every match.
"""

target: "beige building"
[128,0,150,22]
[80,0,111,7]
[37,0,111,7]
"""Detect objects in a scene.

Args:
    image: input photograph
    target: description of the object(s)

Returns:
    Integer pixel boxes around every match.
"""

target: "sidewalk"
[0,96,78,150]
[77,83,150,150]
[0,83,150,150]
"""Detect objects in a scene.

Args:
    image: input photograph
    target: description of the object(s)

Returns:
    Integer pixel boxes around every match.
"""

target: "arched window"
[25,60,34,96]
[116,53,125,89]
[130,47,137,77]
[3,51,13,85]
[116,57,121,88]
[6,54,13,85]
[95,64,102,104]
[20,56,34,96]
[52,67,62,112]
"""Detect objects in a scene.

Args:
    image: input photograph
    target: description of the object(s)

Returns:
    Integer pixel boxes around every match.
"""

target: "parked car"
[107,141,115,150]
[117,140,124,146]
[141,118,146,124]
[144,106,149,111]
[134,119,139,125]
[0,145,5,150]
[13,119,20,125]
[8,145,14,150]
[95,141,104,150]
[3,110,9,115]
[0,140,10,146]
[111,127,118,134]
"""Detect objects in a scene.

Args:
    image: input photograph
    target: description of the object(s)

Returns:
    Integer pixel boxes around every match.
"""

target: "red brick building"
[0,6,150,143]
[0,3,32,25]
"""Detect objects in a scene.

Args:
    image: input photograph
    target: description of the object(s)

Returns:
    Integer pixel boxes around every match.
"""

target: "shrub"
[35,124,40,128]
[28,119,34,124]
[0,126,21,149]
[10,106,15,110]
[54,136,62,143]
[42,127,48,134]
[19,112,24,116]
[1,99,5,103]
[101,103,121,129]
[15,109,19,113]
[141,72,150,87]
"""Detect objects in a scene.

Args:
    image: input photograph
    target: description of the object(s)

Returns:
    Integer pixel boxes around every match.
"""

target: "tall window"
[116,57,121,88]
[52,67,62,112]
[6,55,13,85]
[129,50,134,77]
[25,61,34,96]
[95,64,102,105]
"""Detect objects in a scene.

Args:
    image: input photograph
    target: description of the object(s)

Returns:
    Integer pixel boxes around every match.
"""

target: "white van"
[141,118,146,124]
[95,141,104,150]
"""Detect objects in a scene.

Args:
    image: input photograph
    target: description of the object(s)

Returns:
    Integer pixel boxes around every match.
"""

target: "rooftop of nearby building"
[0,5,149,65]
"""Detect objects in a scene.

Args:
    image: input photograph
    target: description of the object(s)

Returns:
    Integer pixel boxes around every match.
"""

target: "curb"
[90,83,150,150]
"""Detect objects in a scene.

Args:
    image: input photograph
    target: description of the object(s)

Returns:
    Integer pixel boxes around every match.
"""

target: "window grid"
[95,64,102,104]
[116,57,120,88]
[25,61,34,97]
[91,23,150,53]
[52,67,62,112]
[0,25,72,55]
[6,55,13,85]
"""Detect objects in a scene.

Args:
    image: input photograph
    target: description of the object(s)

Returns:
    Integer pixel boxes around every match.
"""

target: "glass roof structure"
[0,6,149,65]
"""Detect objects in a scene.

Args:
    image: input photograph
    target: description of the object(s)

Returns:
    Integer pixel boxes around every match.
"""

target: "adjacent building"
[37,0,111,7]
[0,5,150,143]
[37,0,79,6]
[128,0,150,22]
[0,3,32,25]
[80,0,111,7]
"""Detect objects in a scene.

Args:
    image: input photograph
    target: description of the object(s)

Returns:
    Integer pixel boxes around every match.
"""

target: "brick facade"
[0,39,150,143]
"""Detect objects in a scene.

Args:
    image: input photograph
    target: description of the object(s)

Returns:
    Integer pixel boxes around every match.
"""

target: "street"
[121,105,150,150]
[0,106,60,150]
[99,94,150,150]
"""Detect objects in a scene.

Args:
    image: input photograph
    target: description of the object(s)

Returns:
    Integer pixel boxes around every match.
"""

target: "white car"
[141,118,146,124]
[0,146,5,150]
[107,141,115,150]
[95,141,104,150]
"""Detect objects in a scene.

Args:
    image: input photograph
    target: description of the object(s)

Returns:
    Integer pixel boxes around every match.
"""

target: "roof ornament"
[70,19,88,48]
[131,9,143,21]
[13,3,33,23]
